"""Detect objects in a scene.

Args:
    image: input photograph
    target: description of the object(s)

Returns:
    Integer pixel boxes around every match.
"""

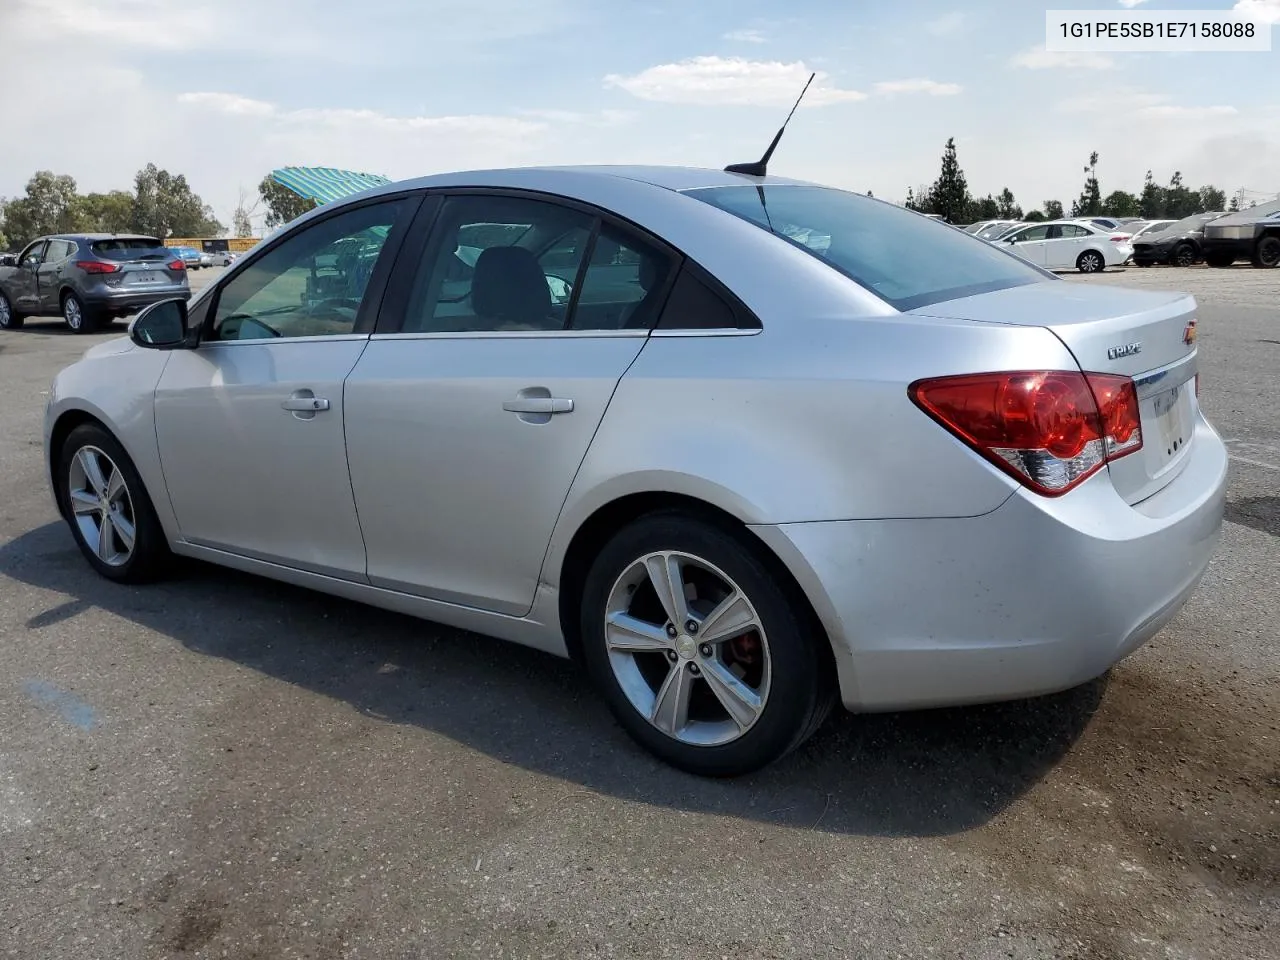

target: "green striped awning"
[270,166,392,205]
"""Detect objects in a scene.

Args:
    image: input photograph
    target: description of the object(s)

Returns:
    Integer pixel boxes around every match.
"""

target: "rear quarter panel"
[541,313,1081,587]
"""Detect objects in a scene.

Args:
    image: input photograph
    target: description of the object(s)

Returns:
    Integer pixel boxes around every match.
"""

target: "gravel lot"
[1,264,1276,960]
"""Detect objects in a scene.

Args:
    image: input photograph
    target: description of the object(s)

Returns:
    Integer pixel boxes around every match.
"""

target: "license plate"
[1151,383,1191,456]
[129,271,165,284]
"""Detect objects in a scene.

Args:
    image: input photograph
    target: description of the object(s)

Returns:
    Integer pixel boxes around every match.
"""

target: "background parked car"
[208,250,238,266]
[1201,198,1280,268]
[0,233,190,332]
[1126,219,1176,242]
[169,246,205,270]
[997,219,1131,272]
[1131,212,1229,267]
[0,253,17,267]
[966,219,1025,241]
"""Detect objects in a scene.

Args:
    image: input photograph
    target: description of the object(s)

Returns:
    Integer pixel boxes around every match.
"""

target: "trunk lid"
[912,281,1199,504]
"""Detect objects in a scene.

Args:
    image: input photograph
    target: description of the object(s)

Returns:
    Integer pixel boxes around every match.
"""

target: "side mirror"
[130,298,190,349]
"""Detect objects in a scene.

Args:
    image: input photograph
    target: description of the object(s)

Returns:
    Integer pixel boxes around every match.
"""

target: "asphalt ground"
[1,262,1276,960]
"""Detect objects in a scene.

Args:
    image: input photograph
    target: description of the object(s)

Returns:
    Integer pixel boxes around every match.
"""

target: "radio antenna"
[724,72,816,178]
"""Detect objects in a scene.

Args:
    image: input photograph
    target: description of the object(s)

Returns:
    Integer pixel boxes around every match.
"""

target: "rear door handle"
[282,397,330,412]
[502,397,573,414]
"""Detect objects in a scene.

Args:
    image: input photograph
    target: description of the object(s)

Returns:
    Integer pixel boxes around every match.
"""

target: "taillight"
[1110,234,1131,243]
[76,260,120,274]
[909,370,1143,497]
[168,259,186,271]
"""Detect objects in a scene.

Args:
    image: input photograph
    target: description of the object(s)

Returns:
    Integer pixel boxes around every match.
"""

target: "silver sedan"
[43,166,1227,776]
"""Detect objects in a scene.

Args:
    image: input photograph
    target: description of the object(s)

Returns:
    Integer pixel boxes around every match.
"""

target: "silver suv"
[0,234,192,333]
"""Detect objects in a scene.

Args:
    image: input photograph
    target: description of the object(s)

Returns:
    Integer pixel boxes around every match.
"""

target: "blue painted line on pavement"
[23,680,99,730]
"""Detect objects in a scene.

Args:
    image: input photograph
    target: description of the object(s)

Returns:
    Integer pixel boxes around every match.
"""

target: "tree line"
[903,137,1245,224]
[0,168,321,252]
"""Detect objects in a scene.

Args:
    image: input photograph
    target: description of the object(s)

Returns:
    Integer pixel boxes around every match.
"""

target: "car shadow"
[1,521,1105,839]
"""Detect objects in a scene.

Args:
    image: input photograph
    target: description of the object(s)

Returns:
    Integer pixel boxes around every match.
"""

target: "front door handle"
[282,397,330,412]
[502,397,573,415]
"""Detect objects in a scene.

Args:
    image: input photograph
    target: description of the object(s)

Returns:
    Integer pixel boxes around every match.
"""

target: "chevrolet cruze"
[43,166,1227,776]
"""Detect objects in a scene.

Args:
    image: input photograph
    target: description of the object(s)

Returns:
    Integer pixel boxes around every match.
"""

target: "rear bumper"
[751,414,1228,712]
[83,287,191,314]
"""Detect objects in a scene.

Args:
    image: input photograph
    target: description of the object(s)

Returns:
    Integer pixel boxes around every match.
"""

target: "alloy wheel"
[604,550,771,747]
[0,295,11,327]
[64,295,83,330]
[67,445,137,567]
[1080,252,1103,273]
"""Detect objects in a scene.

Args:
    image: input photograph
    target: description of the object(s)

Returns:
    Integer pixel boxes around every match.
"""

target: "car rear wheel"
[56,423,170,583]
[1076,250,1104,273]
[62,292,97,334]
[579,510,834,777]
[1172,242,1196,267]
[0,292,23,330]
[1253,236,1280,269]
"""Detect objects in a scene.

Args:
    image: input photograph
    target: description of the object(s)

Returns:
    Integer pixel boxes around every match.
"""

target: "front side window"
[686,185,1047,311]
[1012,225,1051,242]
[212,199,406,341]
[19,241,47,266]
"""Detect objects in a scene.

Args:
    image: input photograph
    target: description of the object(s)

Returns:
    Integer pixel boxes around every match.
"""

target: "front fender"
[45,345,177,540]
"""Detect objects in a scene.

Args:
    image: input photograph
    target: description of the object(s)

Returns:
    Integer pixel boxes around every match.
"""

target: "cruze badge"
[1107,342,1142,360]
[1183,320,1197,346]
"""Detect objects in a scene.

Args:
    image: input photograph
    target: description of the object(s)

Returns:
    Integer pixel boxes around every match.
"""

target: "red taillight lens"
[76,260,120,274]
[168,258,186,271]
[909,370,1143,496]
[1110,234,1130,243]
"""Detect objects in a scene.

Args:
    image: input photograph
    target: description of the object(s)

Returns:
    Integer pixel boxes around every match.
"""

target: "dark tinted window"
[569,224,675,330]
[656,268,749,330]
[92,238,168,261]
[687,185,1046,311]
[404,195,594,333]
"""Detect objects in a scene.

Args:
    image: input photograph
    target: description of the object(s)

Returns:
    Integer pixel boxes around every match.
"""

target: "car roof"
[389,164,818,194]
[37,233,162,242]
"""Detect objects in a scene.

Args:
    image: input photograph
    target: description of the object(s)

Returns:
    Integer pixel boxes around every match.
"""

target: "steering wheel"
[220,313,283,339]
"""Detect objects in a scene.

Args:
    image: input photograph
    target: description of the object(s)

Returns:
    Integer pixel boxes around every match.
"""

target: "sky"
[1,0,1277,232]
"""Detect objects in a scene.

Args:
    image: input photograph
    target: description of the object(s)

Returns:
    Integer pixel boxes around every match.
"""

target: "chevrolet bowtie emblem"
[1183,320,1197,346]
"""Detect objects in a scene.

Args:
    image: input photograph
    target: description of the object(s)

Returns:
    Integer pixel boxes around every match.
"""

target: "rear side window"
[656,266,758,330]
[686,185,1048,311]
[92,238,169,261]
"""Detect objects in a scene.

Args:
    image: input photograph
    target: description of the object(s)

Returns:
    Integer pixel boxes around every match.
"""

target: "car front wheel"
[580,511,834,777]
[0,291,23,329]
[57,423,170,583]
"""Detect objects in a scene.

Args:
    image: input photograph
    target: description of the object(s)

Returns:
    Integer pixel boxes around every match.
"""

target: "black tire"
[1171,242,1197,268]
[62,291,99,334]
[0,291,23,329]
[1076,250,1105,274]
[579,510,835,777]
[56,423,171,583]
[1205,251,1235,268]
[1252,235,1280,269]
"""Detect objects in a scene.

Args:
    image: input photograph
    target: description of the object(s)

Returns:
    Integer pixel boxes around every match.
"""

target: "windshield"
[1152,213,1225,236]
[686,185,1048,310]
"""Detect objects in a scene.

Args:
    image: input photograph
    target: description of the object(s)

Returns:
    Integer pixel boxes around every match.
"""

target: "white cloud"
[925,12,966,35]
[1011,45,1115,69]
[178,92,276,117]
[724,28,768,43]
[604,57,866,107]
[32,0,221,49]
[873,78,962,96]
[180,93,547,138]
[1056,89,1237,119]
[1233,0,1280,23]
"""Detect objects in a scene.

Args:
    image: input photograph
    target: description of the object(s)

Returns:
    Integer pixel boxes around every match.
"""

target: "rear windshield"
[91,238,169,261]
[685,185,1048,310]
